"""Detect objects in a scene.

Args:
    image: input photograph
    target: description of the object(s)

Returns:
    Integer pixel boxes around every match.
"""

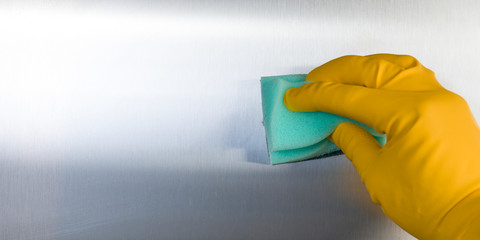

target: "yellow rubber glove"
[284,54,480,239]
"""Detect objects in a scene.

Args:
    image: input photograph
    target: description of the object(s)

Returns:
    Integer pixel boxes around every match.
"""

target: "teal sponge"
[261,74,386,165]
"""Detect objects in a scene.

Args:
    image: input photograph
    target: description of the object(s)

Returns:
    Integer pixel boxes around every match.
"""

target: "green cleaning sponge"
[261,74,386,165]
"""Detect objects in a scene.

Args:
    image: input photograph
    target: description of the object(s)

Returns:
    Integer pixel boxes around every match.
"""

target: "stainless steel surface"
[1,1,479,239]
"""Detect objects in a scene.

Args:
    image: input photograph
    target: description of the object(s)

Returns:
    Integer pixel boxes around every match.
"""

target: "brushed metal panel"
[1,0,479,239]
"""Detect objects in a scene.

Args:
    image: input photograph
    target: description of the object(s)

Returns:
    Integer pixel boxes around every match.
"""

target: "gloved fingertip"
[330,122,380,174]
[283,89,294,111]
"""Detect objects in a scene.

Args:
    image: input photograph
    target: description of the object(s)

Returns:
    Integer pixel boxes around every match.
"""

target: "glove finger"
[328,122,381,182]
[284,81,402,134]
[366,54,420,69]
[306,54,441,91]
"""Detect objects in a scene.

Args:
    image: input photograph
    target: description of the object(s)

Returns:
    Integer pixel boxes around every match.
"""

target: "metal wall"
[1,0,479,239]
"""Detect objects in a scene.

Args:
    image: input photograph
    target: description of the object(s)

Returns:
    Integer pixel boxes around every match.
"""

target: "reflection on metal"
[1,0,479,239]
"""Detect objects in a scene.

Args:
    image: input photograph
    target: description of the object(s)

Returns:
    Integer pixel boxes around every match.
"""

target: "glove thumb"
[329,122,381,181]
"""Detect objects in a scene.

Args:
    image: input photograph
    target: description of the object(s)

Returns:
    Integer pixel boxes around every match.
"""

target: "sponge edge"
[261,74,386,165]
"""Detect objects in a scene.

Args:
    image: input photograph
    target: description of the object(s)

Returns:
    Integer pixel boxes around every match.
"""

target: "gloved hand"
[283,54,480,239]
